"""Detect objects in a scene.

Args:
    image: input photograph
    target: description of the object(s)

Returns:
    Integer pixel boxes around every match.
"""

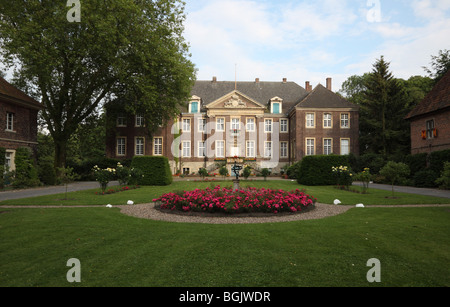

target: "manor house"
[106,77,360,175]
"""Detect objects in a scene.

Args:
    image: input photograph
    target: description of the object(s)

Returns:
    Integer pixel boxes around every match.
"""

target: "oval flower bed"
[153,186,317,215]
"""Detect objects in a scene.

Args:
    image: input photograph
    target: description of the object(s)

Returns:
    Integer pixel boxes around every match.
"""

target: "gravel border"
[118,203,352,224]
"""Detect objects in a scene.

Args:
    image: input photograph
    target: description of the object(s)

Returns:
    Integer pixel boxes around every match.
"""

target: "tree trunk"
[54,138,68,177]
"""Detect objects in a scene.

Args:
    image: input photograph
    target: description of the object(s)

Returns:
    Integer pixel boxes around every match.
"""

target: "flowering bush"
[93,165,116,193]
[153,186,317,214]
[356,167,371,193]
[332,165,353,189]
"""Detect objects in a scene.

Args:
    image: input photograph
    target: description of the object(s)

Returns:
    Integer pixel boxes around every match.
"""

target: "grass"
[0,180,449,206]
[0,180,449,287]
[0,206,449,287]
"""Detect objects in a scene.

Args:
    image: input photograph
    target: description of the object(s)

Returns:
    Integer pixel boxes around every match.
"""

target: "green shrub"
[429,149,450,174]
[38,158,57,186]
[379,161,410,196]
[0,147,5,188]
[13,147,40,188]
[287,162,301,179]
[404,153,428,177]
[131,156,172,186]
[436,162,450,190]
[242,166,251,179]
[261,168,270,180]
[413,169,439,188]
[297,155,350,186]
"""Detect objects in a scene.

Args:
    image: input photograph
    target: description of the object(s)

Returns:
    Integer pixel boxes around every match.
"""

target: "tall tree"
[359,56,409,157]
[423,49,450,83]
[0,0,196,170]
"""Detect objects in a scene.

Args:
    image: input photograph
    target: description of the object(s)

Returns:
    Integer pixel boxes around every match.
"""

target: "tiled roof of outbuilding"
[406,70,450,119]
[0,76,42,109]
[294,84,359,110]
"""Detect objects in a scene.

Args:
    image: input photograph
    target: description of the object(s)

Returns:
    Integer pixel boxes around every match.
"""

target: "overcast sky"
[184,0,450,92]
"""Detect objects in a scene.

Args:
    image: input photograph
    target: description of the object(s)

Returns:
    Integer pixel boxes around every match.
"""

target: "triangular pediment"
[205,90,266,110]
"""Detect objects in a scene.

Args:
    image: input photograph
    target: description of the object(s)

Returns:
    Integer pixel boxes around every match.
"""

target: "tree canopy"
[0,0,196,169]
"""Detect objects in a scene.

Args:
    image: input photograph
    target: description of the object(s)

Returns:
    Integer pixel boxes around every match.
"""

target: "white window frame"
[264,119,273,133]
[246,118,255,132]
[340,138,350,155]
[280,142,288,158]
[264,141,272,158]
[280,119,288,133]
[216,118,225,132]
[135,114,145,127]
[198,141,206,157]
[6,112,14,131]
[153,137,163,156]
[341,113,350,129]
[117,137,126,156]
[135,137,145,156]
[231,117,240,131]
[182,118,191,132]
[198,118,206,133]
[306,138,315,156]
[182,141,191,158]
[306,113,315,128]
[246,140,256,158]
[216,140,225,158]
[323,113,332,128]
[116,114,127,127]
[324,138,333,155]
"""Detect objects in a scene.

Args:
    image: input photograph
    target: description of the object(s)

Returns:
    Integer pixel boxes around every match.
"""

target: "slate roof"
[191,80,309,114]
[406,70,450,119]
[294,84,359,110]
[0,76,42,109]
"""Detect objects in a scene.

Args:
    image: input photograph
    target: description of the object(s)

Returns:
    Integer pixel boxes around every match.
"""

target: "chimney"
[326,78,332,91]
[255,78,260,83]
[305,81,311,92]
[282,78,287,83]
[212,76,217,83]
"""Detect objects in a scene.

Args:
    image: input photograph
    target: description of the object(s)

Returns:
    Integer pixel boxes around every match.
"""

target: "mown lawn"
[0,206,449,287]
[0,180,449,287]
[0,180,449,206]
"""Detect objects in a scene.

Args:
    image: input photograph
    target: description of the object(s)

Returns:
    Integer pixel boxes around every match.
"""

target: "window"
[426,120,435,139]
[116,114,127,127]
[280,142,288,158]
[198,141,205,157]
[306,113,315,128]
[280,119,288,133]
[341,139,350,155]
[6,113,14,131]
[216,118,225,132]
[183,168,190,175]
[246,118,255,132]
[264,142,272,158]
[272,103,280,114]
[246,141,255,158]
[182,141,191,157]
[190,101,199,113]
[5,150,15,171]
[306,138,315,156]
[182,118,191,132]
[117,138,126,156]
[323,113,332,128]
[231,118,240,131]
[324,138,332,155]
[216,140,225,158]
[341,113,350,128]
[198,118,206,133]
[265,119,273,133]
[153,137,163,156]
[135,114,145,127]
[135,137,145,156]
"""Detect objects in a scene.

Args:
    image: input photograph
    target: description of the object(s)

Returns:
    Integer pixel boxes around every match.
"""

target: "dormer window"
[270,97,283,114]
[189,95,202,114]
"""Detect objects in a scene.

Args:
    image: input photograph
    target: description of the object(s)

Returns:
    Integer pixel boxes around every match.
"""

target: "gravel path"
[118,203,352,224]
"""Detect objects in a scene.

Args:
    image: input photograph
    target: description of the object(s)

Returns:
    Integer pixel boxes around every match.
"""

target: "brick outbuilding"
[406,71,450,154]
[0,76,43,170]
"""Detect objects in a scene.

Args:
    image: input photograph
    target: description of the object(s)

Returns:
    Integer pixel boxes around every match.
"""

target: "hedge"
[297,155,350,186]
[131,156,172,186]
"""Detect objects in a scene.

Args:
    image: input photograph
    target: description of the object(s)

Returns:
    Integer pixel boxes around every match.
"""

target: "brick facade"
[0,77,42,170]
[106,78,360,175]
[406,71,450,155]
